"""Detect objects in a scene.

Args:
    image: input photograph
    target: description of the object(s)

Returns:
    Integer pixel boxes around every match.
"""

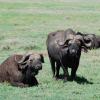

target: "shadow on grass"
[58,74,93,84]
[74,76,93,84]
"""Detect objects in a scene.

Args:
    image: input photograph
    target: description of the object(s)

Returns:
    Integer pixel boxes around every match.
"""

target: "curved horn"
[56,40,68,48]
[17,56,26,64]
[17,54,30,64]
[56,40,65,46]
[84,41,92,48]
[14,56,19,63]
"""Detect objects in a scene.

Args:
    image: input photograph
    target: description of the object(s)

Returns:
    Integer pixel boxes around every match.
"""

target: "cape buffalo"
[46,29,91,82]
[0,53,44,87]
[77,32,100,49]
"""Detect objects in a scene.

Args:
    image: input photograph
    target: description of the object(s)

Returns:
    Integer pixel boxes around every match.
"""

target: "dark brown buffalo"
[46,29,91,82]
[0,53,44,87]
[77,32,100,49]
[94,35,100,48]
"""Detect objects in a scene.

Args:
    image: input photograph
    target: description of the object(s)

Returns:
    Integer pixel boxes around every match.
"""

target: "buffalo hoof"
[70,79,74,81]
[70,77,75,81]
[53,76,59,80]
[63,78,67,83]
[55,75,60,80]
[55,77,59,80]
[63,80,67,83]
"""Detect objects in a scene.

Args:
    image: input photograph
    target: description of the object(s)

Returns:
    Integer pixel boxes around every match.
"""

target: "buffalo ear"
[77,32,83,35]
[81,46,88,53]
[40,54,44,63]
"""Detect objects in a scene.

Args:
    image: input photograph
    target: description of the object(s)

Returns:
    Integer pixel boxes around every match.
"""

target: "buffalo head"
[15,53,44,76]
[57,33,91,57]
[77,32,98,49]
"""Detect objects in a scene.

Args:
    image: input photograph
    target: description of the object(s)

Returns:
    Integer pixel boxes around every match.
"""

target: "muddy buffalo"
[0,53,44,87]
[46,29,91,82]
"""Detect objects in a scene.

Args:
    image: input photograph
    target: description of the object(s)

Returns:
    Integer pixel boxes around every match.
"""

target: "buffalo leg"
[62,66,68,82]
[71,66,78,81]
[49,57,55,78]
[71,61,79,80]
[55,62,60,79]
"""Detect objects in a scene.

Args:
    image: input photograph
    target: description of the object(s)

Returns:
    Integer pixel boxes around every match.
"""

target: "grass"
[0,0,100,100]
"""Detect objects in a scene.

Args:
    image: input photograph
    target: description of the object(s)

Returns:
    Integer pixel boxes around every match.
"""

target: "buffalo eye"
[67,40,72,45]
[66,39,71,43]
[64,39,71,46]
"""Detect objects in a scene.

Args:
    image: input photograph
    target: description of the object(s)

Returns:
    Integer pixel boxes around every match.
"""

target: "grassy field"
[0,0,100,100]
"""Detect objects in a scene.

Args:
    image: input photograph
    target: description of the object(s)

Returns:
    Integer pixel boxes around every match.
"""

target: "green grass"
[0,0,100,100]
